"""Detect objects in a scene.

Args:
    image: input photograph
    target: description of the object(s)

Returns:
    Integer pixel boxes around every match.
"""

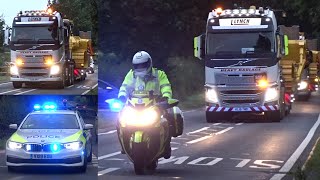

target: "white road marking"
[186,136,211,144]
[14,89,37,95]
[106,158,125,161]
[98,151,121,160]
[187,157,223,166]
[212,123,221,126]
[231,158,251,168]
[186,127,234,144]
[187,127,210,134]
[66,85,74,88]
[98,168,120,176]
[173,137,189,140]
[187,134,201,137]
[215,127,234,135]
[170,142,180,145]
[172,147,179,151]
[250,160,283,169]
[0,89,21,95]
[236,123,244,126]
[81,83,98,95]
[98,130,117,136]
[270,113,320,180]
[0,82,11,86]
[159,156,189,165]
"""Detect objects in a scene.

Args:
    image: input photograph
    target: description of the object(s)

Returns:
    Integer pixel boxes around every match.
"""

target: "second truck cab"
[194,6,289,122]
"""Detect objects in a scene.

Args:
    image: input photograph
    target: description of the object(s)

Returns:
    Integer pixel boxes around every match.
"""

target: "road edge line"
[270,113,320,180]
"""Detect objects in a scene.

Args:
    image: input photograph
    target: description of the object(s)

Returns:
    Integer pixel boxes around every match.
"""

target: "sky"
[0,0,48,27]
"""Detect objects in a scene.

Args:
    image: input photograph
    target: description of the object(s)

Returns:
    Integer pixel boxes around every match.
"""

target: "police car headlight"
[50,65,60,75]
[265,87,279,102]
[206,88,218,103]
[7,141,22,149]
[10,66,19,76]
[298,81,308,90]
[63,141,83,150]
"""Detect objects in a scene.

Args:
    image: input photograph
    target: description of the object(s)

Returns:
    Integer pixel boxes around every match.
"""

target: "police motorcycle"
[115,90,181,175]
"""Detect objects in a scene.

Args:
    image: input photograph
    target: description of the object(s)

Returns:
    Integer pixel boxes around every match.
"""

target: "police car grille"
[25,144,42,152]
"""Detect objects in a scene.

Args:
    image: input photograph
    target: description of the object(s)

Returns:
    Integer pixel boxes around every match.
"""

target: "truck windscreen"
[206,32,274,57]
[11,26,58,44]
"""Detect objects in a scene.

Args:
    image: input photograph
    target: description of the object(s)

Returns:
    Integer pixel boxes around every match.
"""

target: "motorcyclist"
[118,51,183,159]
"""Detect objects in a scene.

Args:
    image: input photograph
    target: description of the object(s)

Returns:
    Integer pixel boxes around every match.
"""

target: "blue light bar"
[50,143,60,152]
[34,104,41,110]
[106,99,123,112]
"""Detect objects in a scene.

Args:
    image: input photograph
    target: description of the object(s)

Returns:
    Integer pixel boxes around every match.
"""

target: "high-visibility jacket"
[118,68,172,99]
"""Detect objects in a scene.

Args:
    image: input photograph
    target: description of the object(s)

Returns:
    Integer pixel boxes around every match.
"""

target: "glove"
[119,96,127,103]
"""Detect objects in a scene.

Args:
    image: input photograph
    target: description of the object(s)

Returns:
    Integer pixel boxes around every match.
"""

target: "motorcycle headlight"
[265,87,279,102]
[206,88,218,103]
[7,141,22,150]
[120,107,158,126]
[298,81,308,90]
[63,141,83,150]
[10,66,19,76]
[50,65,60,75]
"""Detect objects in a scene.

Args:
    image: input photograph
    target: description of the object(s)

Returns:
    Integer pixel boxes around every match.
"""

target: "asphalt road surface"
[0,117,98,180]
[98,91,320,180]
[0,71,98,95]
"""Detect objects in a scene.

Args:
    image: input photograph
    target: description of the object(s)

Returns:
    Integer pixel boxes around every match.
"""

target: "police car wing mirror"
[9,124,18,129]
[84,124,93,130]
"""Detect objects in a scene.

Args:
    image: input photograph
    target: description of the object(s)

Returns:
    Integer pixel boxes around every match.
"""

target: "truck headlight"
[10,66,19,75]
[265,87,279,102]
[7,141,22,149]
[63,141,83,150]
[50,65,60,75]
[206,88,218,103]
[298,81,308,90]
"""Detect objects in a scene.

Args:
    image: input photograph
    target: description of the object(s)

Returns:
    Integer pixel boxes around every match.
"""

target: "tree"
[0,16,5,51]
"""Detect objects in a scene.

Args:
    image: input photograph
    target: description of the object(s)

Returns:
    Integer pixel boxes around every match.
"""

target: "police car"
[6,102,93,172]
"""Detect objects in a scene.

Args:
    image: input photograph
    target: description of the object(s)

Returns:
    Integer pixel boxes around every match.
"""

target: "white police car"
[6,102,93,172]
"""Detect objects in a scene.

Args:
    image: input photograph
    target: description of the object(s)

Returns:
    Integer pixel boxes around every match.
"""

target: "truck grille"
[219,89,263,107]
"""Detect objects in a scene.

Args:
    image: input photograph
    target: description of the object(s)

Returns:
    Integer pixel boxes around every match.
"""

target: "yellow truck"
[280,25,319,100]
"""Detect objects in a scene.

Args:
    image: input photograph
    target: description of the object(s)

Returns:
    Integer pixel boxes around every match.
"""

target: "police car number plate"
[30,154,52,159]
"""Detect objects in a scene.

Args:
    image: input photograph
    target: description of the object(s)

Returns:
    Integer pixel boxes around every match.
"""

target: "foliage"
[51,0,98,46]
[0,16,5,52]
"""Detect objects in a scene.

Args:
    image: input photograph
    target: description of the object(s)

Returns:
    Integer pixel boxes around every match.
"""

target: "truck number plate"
[30,154,52,159]
[232,107,251,112]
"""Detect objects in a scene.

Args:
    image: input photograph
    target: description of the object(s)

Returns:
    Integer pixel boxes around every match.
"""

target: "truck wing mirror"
[194,34,206,60]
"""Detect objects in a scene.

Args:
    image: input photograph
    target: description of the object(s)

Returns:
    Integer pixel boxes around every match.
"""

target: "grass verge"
[0,76,9,83]
[295,137,320,180]
[0,138,7,150]
[179,92,205,111]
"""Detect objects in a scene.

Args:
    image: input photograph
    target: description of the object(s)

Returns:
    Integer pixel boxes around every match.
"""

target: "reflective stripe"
[160,83,171,89]
[119,90,126,93]
[10,132,27,143]
[60,130,83,143]
[133,131,143,143]
[163,92,172,95]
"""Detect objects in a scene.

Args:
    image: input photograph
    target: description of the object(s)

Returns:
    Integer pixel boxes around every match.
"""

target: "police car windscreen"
[11,26,57,43]
[206,32,274,57]
[21,114,80,129]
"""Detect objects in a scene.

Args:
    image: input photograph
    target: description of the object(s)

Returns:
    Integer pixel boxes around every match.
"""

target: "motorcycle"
[116,90,179,175]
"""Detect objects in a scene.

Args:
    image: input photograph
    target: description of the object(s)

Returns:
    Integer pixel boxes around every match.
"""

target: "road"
[0,72,98,95]
[0,117,98,180]
[98,91,320,180]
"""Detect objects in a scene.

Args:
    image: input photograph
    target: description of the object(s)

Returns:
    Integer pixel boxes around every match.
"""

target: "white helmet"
[132,51,152,77]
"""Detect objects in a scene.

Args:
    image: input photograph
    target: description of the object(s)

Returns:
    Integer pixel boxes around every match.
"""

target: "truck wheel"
[12,82,23,89]
[265,110,282,122]
[206,112,222,123]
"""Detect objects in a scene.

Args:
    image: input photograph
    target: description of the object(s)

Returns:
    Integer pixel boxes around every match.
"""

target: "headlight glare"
[265,87,279,102]
[8,141,22,149]
[206,88,218,103]
[64,141,83,150]
[10,66,19,75]
[298,81,308,90]
[50,65,60,75]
